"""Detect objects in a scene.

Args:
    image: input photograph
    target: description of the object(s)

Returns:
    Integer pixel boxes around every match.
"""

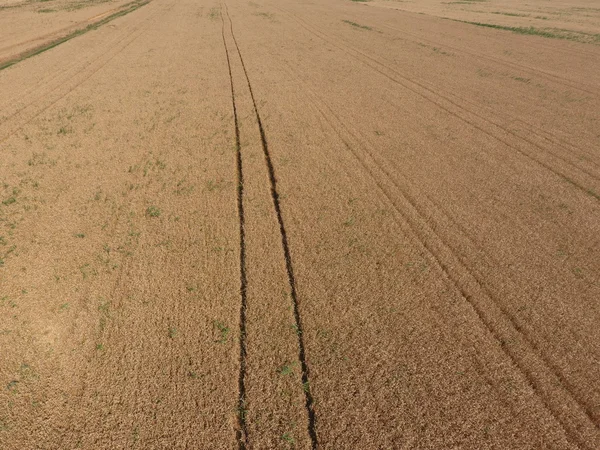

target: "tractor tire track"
[323,16,600,181]
[273,55,600,448]
[375,21,599,97]
[223,4,318,448]
[352,18,600,172]
[372,7,599,61]
[340,107,600,425]
[310,94,600,449]
[219,6,249,449]
[280,10,600,289]
[280,6,600,183]
[274,6,600,201]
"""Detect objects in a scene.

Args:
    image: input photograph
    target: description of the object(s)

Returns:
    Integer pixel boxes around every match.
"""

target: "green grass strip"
[0,0,150,72]
[454,20,600,44]
[342,19,373,30]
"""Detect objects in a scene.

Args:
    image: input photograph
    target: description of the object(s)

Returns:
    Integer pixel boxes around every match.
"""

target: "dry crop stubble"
[220,0,600,447]
[1,0,241,447]
[1,0,600,448]
[0,0,165,145]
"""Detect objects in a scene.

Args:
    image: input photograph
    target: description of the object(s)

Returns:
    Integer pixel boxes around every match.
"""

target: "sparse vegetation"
[456,21,600,44]
[1,0,598,447]
[254,11,275,21]
[146,206,161,217]
[213,321,230,344]
[342,20,373,30]
[490,11,528,17]
[433,47,451,56]
[282,432,295,445]
[343,217,355,226]
[443,0,487,4]
[278,361,296,376]
[208,7,220,20]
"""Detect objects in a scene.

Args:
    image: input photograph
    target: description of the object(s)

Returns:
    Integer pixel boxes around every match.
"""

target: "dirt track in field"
[1,0,599,448]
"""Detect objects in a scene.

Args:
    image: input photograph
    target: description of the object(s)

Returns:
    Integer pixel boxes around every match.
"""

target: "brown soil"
[1,0,599,448]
